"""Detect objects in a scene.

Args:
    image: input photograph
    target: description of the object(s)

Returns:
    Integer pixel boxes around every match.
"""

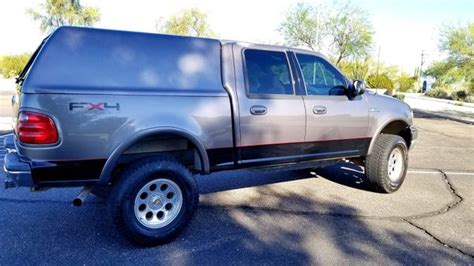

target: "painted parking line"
[408,170,474,176]
[415,146,474,150]
[440,171,474,176]
[407,170,439,174]
[339,166,474,176]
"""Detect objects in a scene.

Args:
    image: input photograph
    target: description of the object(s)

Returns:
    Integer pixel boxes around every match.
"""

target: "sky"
[0,0,472,73]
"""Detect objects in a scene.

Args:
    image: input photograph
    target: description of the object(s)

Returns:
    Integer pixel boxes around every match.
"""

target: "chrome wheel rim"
[387,147,404,183]
[134,178,183,229]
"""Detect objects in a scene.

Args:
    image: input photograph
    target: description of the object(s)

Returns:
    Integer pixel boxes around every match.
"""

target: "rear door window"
[244,49,294,95]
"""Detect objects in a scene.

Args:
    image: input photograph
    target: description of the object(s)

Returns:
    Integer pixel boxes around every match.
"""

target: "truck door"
[233,46,306,166]
[292,51,370,159]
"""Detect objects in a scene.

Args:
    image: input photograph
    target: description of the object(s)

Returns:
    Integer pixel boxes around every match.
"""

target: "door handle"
[250,105,267,115]
[313,106,327,115]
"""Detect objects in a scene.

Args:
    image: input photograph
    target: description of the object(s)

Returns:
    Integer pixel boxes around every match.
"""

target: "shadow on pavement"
[198,162,373,194]
[315,162,374,192]
[197,168,314,194]
[0,164,470,264]
[413,110,473,125]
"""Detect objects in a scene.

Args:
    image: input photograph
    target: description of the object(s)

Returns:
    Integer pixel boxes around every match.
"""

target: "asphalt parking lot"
[0,113,473,264]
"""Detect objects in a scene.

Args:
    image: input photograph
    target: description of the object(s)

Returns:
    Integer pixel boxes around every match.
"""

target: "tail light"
[17,112,59,144]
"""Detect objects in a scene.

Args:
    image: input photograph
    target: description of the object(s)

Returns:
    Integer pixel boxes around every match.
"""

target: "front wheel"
[108,156,199,246]
[365,134,408,193]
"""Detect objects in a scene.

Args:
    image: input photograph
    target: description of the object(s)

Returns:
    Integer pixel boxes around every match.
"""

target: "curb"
[413,109,474,125]
[404,94,474,108]
[0,90,15,95]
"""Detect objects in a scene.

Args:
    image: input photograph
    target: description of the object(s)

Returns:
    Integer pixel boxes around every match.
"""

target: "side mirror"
[351,80,365,97]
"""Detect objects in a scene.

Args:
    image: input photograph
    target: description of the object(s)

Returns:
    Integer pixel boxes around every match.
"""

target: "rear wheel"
[108,156,198,246]
[365,134,408,193]
[133,178,183,229]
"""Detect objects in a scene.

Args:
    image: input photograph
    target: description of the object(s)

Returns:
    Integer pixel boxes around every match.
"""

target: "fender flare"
[98,127,210,185]
[367,118,411,155]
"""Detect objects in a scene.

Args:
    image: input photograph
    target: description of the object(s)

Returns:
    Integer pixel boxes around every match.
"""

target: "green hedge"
[393,94,405,101]
[0,53,31,78]
[425,88,449,99]
[396,75,415,92]
[367,74,394,90]
[426,87,473,103]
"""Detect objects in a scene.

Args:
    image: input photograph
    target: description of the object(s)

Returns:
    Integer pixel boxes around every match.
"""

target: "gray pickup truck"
[3,26,417,245]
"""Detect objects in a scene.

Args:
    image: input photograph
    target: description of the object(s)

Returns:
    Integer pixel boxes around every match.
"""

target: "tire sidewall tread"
[366,134,408,193]
[108,156,199,246]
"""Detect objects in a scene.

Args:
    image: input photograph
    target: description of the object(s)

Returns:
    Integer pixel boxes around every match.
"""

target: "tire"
[108,156,199,246]
[365,134,408,193]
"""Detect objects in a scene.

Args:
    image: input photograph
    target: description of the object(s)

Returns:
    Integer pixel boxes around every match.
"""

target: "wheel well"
[108,133,203,184]
[379,120,412,149]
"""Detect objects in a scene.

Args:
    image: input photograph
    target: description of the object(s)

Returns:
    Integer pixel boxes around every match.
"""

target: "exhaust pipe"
[73,186,92,207]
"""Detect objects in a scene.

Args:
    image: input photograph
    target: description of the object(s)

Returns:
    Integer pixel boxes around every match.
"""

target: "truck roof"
[22,26,224,94]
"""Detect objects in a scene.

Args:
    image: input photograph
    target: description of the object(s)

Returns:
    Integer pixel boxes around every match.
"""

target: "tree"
[425,60,460,84]
[0,53,31,78]
[440,22,474,68]
[27,0,100,34]
[278,3,326,51]
[156,8,216,37]
[425,22,473,93]
[327,1,373,65]
[338,58,370,80]
[279,2,373,66]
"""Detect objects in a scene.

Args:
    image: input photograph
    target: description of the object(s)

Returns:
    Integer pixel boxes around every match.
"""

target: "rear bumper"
[3,135,102,189]
[3,135,34,188]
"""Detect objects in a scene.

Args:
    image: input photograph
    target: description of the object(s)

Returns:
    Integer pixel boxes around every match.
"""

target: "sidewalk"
[404,93,474,124]
[0,78,15,93]
[0,79,14,132]
[406,93,474,108]
[0,117,13,133]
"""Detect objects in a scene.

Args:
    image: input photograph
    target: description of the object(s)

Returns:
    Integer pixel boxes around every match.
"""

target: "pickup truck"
[3,26,417,246]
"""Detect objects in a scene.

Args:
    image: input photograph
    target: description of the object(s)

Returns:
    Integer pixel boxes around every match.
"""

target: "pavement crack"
[402,169,472,258]
[437,169,464,209]
[404,219,474,259]
[404,169,463,220]
[204,169,472,258]
[202,169,465,223]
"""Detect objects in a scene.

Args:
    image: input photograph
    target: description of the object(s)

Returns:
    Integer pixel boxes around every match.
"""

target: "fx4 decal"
[69,102,120,111]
